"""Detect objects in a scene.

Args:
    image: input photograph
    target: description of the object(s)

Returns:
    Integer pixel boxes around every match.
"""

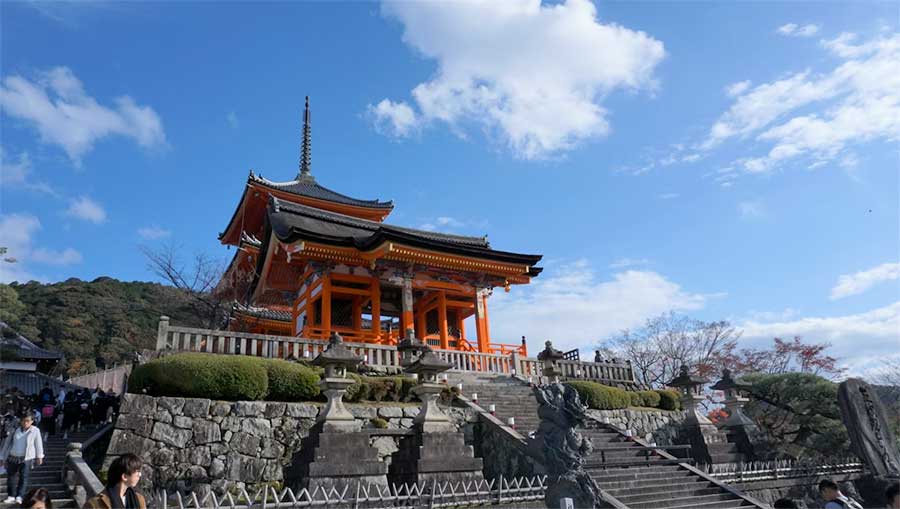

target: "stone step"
[613,484,721,503]
[598,476,710,492]
[591,468,696,484]
[628,493,740,509]
[662,497,752,509]
[0,499,75,508]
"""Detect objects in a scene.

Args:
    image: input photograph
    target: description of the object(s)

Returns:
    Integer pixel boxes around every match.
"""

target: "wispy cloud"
[609,258,650,269]
[137,225,171,240]
[740,301,900,378]
[66,196,107,224]
[418,215,470,232]
[370,0,665,159]
[0,213,82,283]
[490,259,709,352]
[0,67,167,165]
[658,193,679,200]
[777,23,821,37]
[738,200,765,219]
[830,261,900,300]
[0,147,59,197]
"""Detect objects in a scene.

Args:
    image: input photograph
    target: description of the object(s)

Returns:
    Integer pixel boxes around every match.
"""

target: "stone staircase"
[453,374,762,508]
[1,430,93,508]
[582,425,758,508]
[456,375,541,435]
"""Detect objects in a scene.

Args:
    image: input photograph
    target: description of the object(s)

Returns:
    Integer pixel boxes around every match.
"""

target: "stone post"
[511,350,523,378]
[155,316,170,351]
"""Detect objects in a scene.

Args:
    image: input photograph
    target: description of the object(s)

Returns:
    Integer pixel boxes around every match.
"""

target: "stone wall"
[585,408,684,445]
[106,394,474,496]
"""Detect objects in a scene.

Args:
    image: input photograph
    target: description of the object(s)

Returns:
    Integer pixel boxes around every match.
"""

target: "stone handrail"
[155,317,636,384]
[62,442,105,509]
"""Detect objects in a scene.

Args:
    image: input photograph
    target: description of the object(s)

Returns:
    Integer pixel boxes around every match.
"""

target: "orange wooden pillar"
[321,275,332,338]
[438,291,449,350]
[401,277,414,338]
[474,290,489,353]
[370,279,381,342]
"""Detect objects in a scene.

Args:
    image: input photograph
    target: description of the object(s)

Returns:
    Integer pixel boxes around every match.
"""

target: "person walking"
[819,479,864,509]
[86,454,146,509]
[0,413,44,504]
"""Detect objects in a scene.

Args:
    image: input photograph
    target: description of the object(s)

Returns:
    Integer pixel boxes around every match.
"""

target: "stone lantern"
[537,340,565,382]
[668,365,712,426]
[312,332,362,432]
[404,347,453,432]
[710,368,755,429]
[397,328,430,368]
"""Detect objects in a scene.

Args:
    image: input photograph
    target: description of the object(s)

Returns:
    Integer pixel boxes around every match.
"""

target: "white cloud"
[368,99,420,138]
[372,0,665,159]
[609,257,650,269]
[830,262,900,300]
[700,33,900,174]
[66,196,107,224]
[137,225,171,240]
[31,247,83,266]
[777,23,820,37]
[0,67,166,165]
[418,215,473,232]
[226,111,239,129]
[725,80,752,97]
[489,259,708,352]
[658,193,679,200]
[0,213,82,282]
[738,200,765,218]
[740,302,900,378]
[0,147,59,197]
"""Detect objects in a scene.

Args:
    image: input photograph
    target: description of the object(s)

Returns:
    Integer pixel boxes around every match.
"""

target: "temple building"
[216,98,542,355]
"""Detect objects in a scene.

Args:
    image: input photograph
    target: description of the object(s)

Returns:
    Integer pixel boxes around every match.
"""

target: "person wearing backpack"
[819,479,864,509]
[38,402,55,440]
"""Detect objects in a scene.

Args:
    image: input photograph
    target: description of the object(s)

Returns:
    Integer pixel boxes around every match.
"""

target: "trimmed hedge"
[655,389,682,411]
[565,381,631,410]
[129,353,320,402]
[129,353,268,401]
[265,359,320,401]
[629,392,642,407]
[638,390,661,408]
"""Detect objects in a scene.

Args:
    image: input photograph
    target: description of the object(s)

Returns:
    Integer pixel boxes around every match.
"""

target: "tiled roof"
[232,302,291,322]
[0,322,62,360]
[250,173,393,210]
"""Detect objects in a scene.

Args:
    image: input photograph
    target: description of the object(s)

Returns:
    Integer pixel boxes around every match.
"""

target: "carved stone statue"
[532,383,605,508]
[838,378,900,478]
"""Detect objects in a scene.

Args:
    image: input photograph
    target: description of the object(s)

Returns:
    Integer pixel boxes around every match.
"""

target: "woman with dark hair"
[85,454,146,509]
[21,487,53,509]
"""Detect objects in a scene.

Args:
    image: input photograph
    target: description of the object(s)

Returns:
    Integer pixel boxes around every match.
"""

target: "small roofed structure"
[0,322,62,374]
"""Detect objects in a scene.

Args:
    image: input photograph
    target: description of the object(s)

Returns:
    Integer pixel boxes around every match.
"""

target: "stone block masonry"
[106,394,475,496]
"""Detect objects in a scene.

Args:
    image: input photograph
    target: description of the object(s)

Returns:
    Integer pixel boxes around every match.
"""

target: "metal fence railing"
[703,458,865,484]
[152,476,547,509]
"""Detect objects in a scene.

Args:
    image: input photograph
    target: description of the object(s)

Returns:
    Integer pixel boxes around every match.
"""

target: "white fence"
[67,364,131,394]
[152,476,547,509]
[704,458,865,483]
[155,316,636,385]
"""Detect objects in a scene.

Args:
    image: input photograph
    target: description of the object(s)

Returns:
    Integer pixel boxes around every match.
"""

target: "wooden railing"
[155,317,636,384]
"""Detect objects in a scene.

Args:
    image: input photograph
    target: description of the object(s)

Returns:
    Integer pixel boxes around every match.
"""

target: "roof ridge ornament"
[298,96,313,181]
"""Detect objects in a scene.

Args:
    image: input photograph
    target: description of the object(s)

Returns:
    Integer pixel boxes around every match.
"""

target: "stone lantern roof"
[312,332,362,370]
[404,348,452,376]
[668,365,708,388]
[536,340,564,362]
[710,368,750,392]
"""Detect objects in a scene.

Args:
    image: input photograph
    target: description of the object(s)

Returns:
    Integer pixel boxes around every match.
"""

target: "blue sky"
[1,0,897,377]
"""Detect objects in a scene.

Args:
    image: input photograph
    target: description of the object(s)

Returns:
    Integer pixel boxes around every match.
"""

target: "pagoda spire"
[298,96,312,180]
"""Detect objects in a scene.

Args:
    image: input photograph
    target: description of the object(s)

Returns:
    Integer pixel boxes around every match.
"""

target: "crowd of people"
[1,384,121,507]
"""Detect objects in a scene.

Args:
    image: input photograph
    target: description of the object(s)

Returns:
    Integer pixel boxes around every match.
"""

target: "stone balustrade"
[155,317,637,386]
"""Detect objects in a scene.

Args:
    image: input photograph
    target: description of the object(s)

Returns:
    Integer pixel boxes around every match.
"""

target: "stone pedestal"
[317,377,359,433]
[292,426,389,492]
[412,382,452,433]
[389,431,484,485]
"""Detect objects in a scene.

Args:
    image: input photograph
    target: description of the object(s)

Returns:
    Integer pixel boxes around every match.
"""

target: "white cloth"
[0,425,43,461]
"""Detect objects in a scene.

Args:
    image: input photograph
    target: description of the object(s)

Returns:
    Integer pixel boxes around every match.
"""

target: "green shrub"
[129,353,269,401]
[655,389,682,411]
[629,392,642,407]
[369,417,388,429]
[638,390,661,408]
[565,381,630,410]
[265,359,320,401]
